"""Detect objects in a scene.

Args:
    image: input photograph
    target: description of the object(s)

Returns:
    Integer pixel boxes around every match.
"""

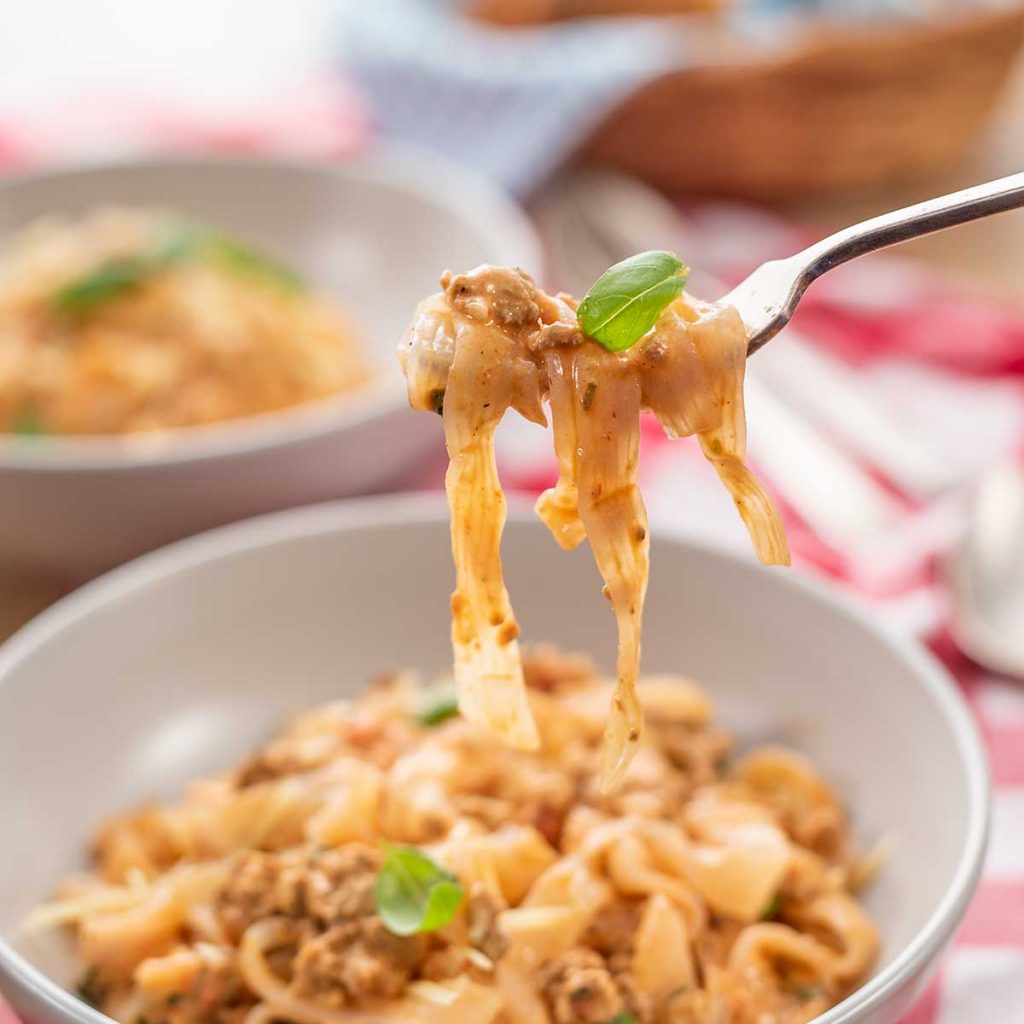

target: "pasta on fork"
[399,260,789,789]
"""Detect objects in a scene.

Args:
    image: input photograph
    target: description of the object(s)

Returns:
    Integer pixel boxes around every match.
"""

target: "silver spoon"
[947,462,1024,679]
[726,172,1024,355]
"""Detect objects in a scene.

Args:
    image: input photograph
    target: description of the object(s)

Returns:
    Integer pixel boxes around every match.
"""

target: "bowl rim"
[0,493,991,1024]
[0,150,541,473]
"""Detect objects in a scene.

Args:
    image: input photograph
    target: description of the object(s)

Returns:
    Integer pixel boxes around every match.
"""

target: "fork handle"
[801,171,1024,276]
[739,171,1024,355]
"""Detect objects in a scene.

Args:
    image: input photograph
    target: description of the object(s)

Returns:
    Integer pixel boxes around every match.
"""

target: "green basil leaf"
[75,966,102,1007]
[576,250,688,352]
[155,221,206,265]
[52,220,302,315]
[416,684,460,726]
[202,234,304,293]
[10,408,46,436]
[53,257,156,314]
[760,892,782,920]
[374,845,464,936]
[607,1014,636,1024]
[789,983,824,1001]
[52,219,203,316]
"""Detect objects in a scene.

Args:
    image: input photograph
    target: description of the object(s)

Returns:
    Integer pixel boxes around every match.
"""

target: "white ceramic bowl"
[0,496,989,1024]
[0,155,539,577]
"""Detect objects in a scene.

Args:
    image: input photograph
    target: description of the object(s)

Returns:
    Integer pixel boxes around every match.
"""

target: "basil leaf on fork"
[577,250,689,352]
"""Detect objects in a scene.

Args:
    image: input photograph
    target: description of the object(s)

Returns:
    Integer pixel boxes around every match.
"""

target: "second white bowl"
[0,153,539,577]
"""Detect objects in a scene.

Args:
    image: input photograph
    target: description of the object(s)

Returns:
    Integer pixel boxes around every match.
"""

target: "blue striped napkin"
[336,0,971,195]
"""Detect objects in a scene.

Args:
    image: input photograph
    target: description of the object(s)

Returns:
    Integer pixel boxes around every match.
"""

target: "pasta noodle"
[399,266,789,790]
[35,649,877,1024]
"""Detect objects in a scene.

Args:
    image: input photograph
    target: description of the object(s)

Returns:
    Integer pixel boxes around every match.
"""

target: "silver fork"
[730,172,1024,355]
[536,170,1019,564]
[536,172,910,553]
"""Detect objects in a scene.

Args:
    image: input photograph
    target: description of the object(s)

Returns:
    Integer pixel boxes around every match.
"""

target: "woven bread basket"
[474,0,718,22]
[572,5,1024,199]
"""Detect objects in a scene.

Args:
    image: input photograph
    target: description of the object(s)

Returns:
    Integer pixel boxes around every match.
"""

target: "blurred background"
[6,0,1023,633]
[3,0,1023,288]
[1,0,1023,618]
[1,2,1023,1018]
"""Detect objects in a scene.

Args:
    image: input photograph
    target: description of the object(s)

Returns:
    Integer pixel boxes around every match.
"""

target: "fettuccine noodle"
[399,266,789,789]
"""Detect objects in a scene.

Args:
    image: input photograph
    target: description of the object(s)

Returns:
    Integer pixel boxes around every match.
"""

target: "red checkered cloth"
[0,79,369,167]
[0,96,1022,1024]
